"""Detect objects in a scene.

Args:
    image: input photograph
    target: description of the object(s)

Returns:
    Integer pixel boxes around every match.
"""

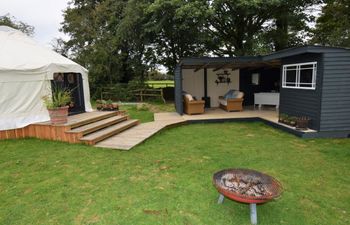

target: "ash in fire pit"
[220,173,272,197]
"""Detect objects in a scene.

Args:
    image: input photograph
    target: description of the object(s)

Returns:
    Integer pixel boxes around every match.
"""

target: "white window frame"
[282,62,317,90]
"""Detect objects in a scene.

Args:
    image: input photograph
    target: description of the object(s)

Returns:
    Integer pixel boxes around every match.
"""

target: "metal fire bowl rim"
[213,168,283,203]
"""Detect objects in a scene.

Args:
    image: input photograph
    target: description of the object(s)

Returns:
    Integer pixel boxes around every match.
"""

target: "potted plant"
[279,113,290,125]
[289,116,297,127]
[296,116,310,130]
[42,87,71,124]
[96,99,119,111]
[96,100,106,110]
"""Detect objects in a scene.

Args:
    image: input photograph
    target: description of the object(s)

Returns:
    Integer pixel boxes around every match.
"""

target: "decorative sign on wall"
[215,70,231,85]
[252,73,260,85]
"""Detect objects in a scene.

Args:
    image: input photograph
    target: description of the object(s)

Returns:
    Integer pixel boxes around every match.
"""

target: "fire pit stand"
[213,168,283,225]
[218,194,257,224]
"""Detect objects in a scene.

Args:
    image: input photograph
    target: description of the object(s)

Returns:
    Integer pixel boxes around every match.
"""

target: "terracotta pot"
[48,106,69,124]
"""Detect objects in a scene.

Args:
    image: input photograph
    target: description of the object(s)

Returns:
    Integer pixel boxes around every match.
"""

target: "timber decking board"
[35,111,117,128]
[80,119,139,145]
[96,108,319,150]
[0,111,123,141]
[67,115,128,135]
[95,113,186,150]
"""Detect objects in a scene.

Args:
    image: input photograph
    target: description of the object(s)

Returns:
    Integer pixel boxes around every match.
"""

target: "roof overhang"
[180,56,281,71]
[178,45,350,72]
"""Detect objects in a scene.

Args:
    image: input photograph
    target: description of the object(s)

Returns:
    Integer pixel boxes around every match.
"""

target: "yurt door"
[52,73,85,115]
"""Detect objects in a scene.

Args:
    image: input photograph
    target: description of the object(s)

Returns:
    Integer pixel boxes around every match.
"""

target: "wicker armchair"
[183,94,205,115]
[219,92,244,112]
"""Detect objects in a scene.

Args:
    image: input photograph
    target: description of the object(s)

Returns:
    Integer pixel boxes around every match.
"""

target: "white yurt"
[0,26,93,131]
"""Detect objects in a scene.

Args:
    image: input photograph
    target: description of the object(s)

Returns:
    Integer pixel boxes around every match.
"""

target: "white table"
[254,92,280,110]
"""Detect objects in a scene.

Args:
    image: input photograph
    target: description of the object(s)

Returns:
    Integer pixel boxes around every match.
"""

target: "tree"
[264,0,322,51]
[145,0,210,72]
[61,0,152,89]
[312,0,350,47]
[0,14,34,36]
[50,38,69,57]
[206,0,278,56]
[206,0,322,56]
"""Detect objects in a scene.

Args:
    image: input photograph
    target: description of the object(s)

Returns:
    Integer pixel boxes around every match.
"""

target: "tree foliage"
[145,0,210,71]
[312,0,350,47]
[0,14,34,36]
[264,0,321,51]
[60,0,340,92]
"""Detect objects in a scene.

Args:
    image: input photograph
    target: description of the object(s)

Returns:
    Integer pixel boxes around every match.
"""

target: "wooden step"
[80,119,139,145]
[68,111,118,129]
[66,115,128,135]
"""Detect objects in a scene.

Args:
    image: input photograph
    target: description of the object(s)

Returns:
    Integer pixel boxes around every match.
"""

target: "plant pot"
[48,106,69,124]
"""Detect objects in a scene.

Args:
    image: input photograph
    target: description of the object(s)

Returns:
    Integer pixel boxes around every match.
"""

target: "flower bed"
[96,100,119,111]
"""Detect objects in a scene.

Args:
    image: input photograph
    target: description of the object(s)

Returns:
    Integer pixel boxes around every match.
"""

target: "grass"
[119,101,175,123]
[0,122,350,225]
[145,80,174,88]
[90,100,174,123]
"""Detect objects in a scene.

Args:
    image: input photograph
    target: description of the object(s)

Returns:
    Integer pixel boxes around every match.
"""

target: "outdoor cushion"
[236,92,244,99]
[218,99,227,106]
[224,90,241,99]
[184,93,193,101]
[223,90,235,99]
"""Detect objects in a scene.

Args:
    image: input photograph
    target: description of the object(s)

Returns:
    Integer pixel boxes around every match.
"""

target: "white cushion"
[218,99,227,106]
[236,92,244,99]
[184,94,193,101]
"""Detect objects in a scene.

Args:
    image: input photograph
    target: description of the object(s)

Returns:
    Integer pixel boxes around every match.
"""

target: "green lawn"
[145,80,174,88]
[119,101,175,123]
[0,122,349,225]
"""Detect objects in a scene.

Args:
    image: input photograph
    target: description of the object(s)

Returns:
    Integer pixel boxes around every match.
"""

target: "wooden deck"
[94,107,315,150]
[0,111,139,144]
[95,113,185,150]
[182,107,279,122]
[36,111,116,128]
[1,107,317,150]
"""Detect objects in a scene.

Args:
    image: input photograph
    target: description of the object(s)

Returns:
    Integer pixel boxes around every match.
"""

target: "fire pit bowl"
[213,168,283,204]
[213,168,283,224]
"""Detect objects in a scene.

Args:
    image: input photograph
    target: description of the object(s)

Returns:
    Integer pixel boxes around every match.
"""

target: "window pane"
[300,68,313,87]
[300,64,314,70]
[286,66,297,71]
[285,70,296,86]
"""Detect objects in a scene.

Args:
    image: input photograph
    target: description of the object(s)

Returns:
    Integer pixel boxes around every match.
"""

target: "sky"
[0,0,70,47]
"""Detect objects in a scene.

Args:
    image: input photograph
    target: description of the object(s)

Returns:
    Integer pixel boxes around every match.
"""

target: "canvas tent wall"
[0,26,92,131]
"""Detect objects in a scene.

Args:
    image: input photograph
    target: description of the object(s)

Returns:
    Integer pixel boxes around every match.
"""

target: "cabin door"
[52,73,85,115]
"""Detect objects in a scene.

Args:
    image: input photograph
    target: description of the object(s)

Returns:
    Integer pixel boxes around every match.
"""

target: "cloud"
[0,0,70,47]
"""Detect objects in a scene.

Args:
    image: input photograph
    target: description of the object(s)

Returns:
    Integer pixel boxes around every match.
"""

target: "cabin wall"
[207,69,239,107]
[182,69,239,107]
[279,53,323,130]
[240,68,280,106]
[320,50,350,132]
[182,69,205,100]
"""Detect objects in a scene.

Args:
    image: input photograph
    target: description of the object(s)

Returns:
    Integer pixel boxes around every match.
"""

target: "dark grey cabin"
[174,46,350,138]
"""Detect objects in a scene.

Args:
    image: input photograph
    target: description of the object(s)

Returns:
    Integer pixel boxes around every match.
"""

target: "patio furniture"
[183,94,205,115]
[254,92,279,110]
[218,90,244,112]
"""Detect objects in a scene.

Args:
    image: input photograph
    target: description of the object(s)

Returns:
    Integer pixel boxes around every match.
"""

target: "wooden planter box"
[96,103,119,111]
[296,117,310,130]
